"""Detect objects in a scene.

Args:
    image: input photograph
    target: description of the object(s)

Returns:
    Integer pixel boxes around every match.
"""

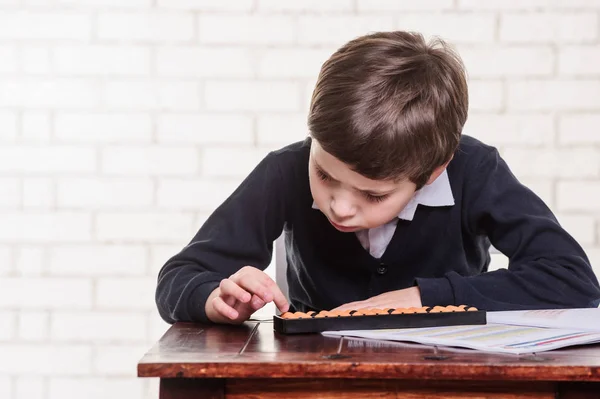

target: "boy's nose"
[330,198,356,220]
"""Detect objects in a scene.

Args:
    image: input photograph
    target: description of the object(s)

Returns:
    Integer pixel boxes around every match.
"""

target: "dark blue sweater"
[156,136,600,323]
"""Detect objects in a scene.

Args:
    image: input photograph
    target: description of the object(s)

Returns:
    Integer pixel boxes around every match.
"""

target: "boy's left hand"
[331,286,422,311]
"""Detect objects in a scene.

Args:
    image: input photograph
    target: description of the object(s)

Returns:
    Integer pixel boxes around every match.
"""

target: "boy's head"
[307,31,468,232]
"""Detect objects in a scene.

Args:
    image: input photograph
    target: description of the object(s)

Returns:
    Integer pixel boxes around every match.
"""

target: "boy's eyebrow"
[313,160,395,196]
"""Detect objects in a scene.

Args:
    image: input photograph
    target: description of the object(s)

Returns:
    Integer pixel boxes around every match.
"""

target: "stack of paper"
[322,308,600,355]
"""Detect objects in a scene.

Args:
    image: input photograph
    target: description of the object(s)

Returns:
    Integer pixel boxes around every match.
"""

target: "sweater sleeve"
[155,152,288,323]
[418,148,600,310]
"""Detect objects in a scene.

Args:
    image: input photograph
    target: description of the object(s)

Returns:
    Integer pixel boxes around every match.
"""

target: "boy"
[156,31,600,325]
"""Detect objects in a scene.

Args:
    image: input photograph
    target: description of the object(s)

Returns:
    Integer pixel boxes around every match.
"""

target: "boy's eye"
[364,192,389,203]
[316,169,331,182]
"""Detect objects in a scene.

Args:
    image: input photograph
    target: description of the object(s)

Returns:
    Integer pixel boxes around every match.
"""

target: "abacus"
[274,305,486,334]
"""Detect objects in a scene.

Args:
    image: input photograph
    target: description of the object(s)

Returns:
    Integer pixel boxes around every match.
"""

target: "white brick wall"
[1,2,599,399]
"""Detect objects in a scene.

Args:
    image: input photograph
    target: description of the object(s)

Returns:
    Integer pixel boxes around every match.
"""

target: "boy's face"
[309,140,419,233]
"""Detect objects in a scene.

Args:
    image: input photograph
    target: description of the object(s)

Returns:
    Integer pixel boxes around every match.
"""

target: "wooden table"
[138,320,600,398]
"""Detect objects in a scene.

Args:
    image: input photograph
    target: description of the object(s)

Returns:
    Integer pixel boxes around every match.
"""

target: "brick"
[395,13,496,44]
[518,178,554,209]
[157,178,239,210]
[557,182,600,211]
[199,15,295,45]
[23,178,54,209]
[459,46,554,78]
[0,311,16,340]
[0,376,11,399]
[0,146,96,173]
[55,112,153,143]
[468,80,504,112]
[257,114,309,145]
[96,212,195,242]
[0,277,92,308]
[18,311,49,342]
[508,80,600,111]
[500,13,598,43]
[559,114,600,145]
[258,49,332,78]
[157,114,253,144]
[558,46,600,76]
[97,12,194,42]
[357,0,453,10]
[258,0,352,11]
[15,247,45,277]
[0,78,100,108]
[0,45,17,73]
[157,47,253,78]
[459,0,600,9]
[49,378,144,399]
[51,312,147,341]
[22,111,51,142]
[15,377,44,399]
[0,11,91,40]
[0,246,12,276]
[0,178,20,208]
[101,146,198,175]
[298,16,395,45]
[96,278,155,310]
[462,114,554,146]
[57,177,154,208]
[202,147,271,177]
[0,212,92,242]
[0,111,18,141]
[503,148,600,178]
[54,45,151,76]
[94,344,150,375]
[556,214,596,245]
[205,81,299,111]
[21,46,51,74]
[148,309,171,341]
[149,244,182,275]
[157,0,253,10]
[49,245,147,276]
[0,344,91,374]
[103,81,200,110]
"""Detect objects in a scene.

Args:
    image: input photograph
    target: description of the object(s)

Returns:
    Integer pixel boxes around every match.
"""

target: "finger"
[235,278,273,303]
[249,294,265,311]
[212,296,239,320]
[219,279,251,303]
[264,279,289,312]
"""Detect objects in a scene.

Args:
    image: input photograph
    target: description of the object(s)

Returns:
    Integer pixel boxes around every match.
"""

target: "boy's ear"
[425,156,453,185]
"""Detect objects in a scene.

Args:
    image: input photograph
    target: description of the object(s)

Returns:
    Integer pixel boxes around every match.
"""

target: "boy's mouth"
[329,219,359,233]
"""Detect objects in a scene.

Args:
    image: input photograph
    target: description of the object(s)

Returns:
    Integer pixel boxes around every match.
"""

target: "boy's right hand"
[205,266,289,324]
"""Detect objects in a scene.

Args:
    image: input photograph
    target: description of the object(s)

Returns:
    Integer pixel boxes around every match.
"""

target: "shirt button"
[376,265,388,275]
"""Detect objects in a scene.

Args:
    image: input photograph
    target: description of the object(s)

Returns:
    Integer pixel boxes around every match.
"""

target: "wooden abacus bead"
[306,311,317,317]
[384,308,395,314]
[314,311,331,318]
[351,310,367,316]
[445,305,462,312]
[287,312,309,319]
[391,308,406,314]
[429,306,446,313]
[466,306,478,312]
[338,310,354,317]
[280,312,294,319]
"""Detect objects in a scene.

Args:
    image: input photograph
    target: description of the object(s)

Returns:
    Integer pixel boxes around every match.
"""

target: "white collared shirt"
[312,169,455,258]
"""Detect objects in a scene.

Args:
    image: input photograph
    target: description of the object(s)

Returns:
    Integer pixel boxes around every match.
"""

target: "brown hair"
[308,31,468,189]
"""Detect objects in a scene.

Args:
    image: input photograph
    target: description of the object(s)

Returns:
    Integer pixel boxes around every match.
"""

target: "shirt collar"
[311,169,454,221]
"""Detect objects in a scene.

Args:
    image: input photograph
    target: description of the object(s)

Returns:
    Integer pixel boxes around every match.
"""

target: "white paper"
[322,323,600,355]
[486,308,600,332]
